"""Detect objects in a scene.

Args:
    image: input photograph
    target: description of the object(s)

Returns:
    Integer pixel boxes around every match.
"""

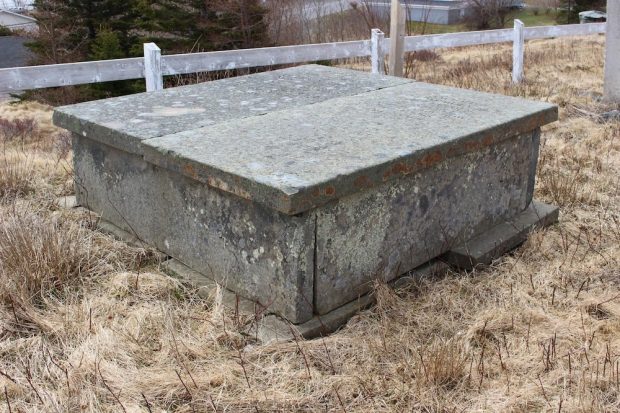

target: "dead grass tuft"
[0,117,39,146]
[0,205,160,336]
[417,339,468,389]
[0,151,35,198]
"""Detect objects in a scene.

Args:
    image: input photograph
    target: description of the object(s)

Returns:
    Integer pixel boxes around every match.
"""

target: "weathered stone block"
[54,65,558,325]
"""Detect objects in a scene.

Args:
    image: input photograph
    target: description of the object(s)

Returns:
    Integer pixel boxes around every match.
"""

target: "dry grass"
[0,36,619,412]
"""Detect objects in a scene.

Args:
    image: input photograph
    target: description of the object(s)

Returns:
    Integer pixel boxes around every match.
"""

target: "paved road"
[0,36,31,97]
[0,36,32,68]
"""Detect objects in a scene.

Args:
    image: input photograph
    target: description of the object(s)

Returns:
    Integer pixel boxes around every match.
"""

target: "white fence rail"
[0,22,606,93]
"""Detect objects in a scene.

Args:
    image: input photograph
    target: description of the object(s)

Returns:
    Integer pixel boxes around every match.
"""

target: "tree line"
[21,0,267,100]
[28,0,268,64]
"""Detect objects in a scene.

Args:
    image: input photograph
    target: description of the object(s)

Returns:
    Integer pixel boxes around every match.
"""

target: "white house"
[0,9,37,32]
[262,0,526,26]
[366,1,525,25]
[0,0,35,11]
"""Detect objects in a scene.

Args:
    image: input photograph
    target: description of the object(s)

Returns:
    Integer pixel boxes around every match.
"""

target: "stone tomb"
[54,65,558,332]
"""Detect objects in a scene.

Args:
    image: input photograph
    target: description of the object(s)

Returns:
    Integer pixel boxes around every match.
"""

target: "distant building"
[367,1,470,25]
[0,0,35,12]
[0,9,37,32]
[260,0,525,26]
[364,0,525,25]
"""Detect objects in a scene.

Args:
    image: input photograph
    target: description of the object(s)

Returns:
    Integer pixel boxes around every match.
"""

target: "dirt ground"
[0,35,619,412]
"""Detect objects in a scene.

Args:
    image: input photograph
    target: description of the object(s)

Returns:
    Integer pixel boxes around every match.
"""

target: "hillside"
[1,35,619,412]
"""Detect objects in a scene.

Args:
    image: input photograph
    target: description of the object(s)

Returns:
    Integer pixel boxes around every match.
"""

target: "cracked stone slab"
[53,65,411,155]
[442,200,559,270]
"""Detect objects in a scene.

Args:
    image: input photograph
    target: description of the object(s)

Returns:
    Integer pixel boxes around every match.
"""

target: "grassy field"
[1,36,619,412]
[409,7,560,35]
[505,7,560,27]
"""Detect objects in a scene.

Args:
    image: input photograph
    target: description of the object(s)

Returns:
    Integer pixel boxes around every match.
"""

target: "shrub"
[0,25,12,36]
[0,117,39,145]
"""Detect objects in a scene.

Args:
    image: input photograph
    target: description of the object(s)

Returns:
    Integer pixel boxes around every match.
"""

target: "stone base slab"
[162,257,449,343]
[443,200,559,270]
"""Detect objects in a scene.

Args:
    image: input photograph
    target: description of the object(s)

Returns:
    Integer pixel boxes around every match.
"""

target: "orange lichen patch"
[416,151,443,169]
[383,161,414,181]
[206,175,251,200]
[183,163,198,179]
[324,186,336,196]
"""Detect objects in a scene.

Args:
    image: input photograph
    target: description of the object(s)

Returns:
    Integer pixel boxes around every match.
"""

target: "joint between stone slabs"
[252,259,451,343]
[59,196,558,343]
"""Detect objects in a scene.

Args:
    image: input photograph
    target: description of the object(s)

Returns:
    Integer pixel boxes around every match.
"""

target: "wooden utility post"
[604,0,620,102]
[388,0,406,77]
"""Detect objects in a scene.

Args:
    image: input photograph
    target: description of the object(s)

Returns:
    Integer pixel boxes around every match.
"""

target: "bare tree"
[209,0,269,48]
[465,0,516,30]
[264,0,388,45]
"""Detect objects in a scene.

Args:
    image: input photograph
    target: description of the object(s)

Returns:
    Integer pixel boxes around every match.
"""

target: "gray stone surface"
[443,200,559,270]
[314,130,539,314]
[162,259,262,316]
[252,260,450,342]
[56,66,559,326]
[55,195,78,209]
[72,134,315,324]
[143,82,556,214]
[53,65,411,155]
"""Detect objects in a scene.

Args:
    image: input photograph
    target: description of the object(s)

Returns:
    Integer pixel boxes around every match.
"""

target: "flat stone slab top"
[56,65,557,215]
[54,65,411,155]
[54,65,559,326]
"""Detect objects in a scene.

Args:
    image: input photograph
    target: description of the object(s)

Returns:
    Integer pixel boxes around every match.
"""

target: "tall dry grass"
[0,36,618,412]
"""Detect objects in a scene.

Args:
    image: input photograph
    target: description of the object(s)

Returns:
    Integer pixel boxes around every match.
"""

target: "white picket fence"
[0,22,606,93]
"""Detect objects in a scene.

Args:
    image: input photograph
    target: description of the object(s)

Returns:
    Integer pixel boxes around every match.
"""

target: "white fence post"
[512,19,525,84]
[388,1,406,77]
[144,43,163,92]
[604,0,620,102]
[371,29,386,75]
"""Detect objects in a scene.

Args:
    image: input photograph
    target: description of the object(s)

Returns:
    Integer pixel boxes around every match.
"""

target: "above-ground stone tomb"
[54,65,559,338]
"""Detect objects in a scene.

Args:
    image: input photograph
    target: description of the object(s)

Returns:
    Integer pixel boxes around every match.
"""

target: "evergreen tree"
[28,0,138,63]
[25,0,269,102]
[90,28,125,60]
[28,0,268,62]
